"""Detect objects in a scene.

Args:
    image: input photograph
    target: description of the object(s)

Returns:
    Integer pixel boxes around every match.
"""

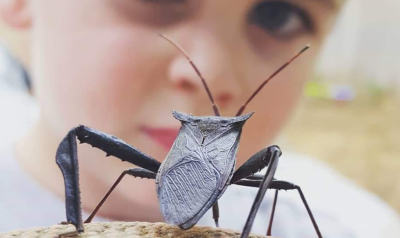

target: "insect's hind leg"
[235,178,323,238]
[56,125,161,234]
[85,168,156,223]
[58,168,156,238]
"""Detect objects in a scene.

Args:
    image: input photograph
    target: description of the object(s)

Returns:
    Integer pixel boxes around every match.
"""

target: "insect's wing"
[202,124,242,190]
[157,128,217,228]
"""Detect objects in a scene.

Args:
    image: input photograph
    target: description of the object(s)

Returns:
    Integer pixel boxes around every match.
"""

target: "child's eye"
[249,1,314,40]
[139,0,188,3]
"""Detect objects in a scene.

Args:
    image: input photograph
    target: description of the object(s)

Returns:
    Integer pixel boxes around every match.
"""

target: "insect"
[56,34,322,238]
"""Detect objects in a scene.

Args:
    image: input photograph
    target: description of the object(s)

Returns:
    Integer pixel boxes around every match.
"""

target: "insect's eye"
[249,1,313,40]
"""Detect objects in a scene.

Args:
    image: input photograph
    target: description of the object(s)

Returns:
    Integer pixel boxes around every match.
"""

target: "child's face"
[30,0,338,163]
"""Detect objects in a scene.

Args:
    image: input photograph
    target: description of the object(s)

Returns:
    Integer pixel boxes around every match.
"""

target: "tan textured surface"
[283,95,400,212]
[0,221,275,238]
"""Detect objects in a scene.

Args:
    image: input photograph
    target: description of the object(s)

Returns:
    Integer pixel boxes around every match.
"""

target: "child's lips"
[140,126,180,150]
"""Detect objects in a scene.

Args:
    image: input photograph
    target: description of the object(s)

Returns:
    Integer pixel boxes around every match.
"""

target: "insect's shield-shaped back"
[155,111,253,227]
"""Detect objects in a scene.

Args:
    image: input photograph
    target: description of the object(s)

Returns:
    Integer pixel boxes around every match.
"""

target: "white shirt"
[1,143,400,237]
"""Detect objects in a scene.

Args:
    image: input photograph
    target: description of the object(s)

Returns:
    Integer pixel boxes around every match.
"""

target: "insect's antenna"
[235,45,310,116]
[159,33,221,116]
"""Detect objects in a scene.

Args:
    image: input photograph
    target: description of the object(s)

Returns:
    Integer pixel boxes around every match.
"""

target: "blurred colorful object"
[304,81,355,101]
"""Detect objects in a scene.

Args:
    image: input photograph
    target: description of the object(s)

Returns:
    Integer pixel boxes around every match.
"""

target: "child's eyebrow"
[297,0,343,10]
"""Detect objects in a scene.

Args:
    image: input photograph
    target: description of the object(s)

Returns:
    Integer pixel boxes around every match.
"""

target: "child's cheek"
[34,28,159,136]
[236,51,318,165]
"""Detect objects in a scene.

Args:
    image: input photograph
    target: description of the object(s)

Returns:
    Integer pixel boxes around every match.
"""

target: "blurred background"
[281,0,400,213]
[0,0,399,215]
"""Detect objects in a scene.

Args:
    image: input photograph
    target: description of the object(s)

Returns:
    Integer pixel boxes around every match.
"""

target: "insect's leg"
[295,184,323,238]
[74,125,160,172]
[85,168,156,223]
[56,126,161,234]
[212,202,220,227]
[230,145,281,184]
[57,168,156,238]
[234,179,323,238]
[238,147,280,238]
[267,190,278,236]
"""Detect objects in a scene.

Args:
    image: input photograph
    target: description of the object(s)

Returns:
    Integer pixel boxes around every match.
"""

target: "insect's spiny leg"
[159,33,221,116]
[236,45,310,116]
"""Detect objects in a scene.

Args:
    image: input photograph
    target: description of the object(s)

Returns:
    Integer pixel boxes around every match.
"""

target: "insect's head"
[172,110,253,128]
[172,110,253,146]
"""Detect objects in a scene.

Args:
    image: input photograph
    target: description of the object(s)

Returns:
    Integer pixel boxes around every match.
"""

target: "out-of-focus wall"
[317,0,400,91]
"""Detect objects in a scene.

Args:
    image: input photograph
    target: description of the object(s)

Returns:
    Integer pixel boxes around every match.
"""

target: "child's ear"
[0,0,31,29]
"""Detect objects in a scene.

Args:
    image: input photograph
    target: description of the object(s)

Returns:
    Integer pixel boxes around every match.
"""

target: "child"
[0,0,399,237]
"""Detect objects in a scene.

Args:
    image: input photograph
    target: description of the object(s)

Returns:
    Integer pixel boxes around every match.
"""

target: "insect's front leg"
[56,125,161,235]
[230,145,281,184]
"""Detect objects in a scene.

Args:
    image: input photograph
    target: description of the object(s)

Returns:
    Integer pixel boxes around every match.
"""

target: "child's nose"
[167,39,244,109]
